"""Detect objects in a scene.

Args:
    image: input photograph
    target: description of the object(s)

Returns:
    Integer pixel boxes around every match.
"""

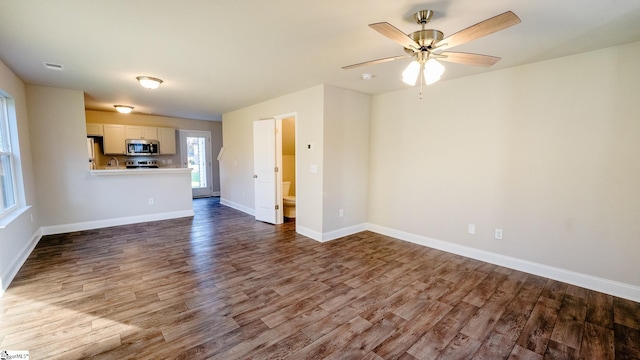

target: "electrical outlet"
[339,209,344,217]
[468,224,475,235]
[148,197,154,205]
[495,228,503,240]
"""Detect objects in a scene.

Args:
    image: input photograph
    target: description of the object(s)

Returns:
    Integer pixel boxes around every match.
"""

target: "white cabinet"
[125,125,157,140]
[86,123,103,136]
[100,124,175,155]
[158,127,176,154]
[103,124,126,154]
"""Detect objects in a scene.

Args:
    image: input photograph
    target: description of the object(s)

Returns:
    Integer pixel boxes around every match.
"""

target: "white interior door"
[253,119,282,224]
[179,130,213,198]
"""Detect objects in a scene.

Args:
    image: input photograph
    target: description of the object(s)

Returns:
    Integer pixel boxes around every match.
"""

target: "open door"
[253,119,282,224]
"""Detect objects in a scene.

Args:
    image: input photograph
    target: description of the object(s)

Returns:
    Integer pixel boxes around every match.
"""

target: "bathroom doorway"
[281,116,296,223]
[252,113,296,225]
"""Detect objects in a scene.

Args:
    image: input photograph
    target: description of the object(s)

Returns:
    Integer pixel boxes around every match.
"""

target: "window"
[0,95,17,216]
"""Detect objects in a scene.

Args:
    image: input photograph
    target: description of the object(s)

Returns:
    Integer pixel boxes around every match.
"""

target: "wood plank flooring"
[1,197,639,359]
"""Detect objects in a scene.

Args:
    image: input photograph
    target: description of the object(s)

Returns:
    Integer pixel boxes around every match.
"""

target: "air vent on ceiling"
[43,62,64,71]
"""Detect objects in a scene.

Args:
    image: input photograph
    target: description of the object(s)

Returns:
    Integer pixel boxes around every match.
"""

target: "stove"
[125,159,159,168]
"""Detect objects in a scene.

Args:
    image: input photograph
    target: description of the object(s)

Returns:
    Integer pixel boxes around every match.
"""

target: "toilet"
[282,181,296,219]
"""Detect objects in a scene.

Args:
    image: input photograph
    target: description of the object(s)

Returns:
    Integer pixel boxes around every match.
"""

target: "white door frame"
[179,130,213,198]
[274,112,296,224]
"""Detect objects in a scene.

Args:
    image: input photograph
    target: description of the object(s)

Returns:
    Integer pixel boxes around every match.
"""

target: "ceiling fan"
[343,9,521,89]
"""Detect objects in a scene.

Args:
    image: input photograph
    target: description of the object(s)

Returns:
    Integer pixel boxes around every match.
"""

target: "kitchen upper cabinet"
[98,123,175,155]
[86,123,103,136]
[103,124,126,154]
[125,125,157,140]
[158,127,176,154]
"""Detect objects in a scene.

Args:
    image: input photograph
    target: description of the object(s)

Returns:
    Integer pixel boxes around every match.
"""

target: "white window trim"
[0,94,19,218]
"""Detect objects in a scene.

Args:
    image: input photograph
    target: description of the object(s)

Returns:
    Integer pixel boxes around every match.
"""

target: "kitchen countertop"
[90,167,192,176]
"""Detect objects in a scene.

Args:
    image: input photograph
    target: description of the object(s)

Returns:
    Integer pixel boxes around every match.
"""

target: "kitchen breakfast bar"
[90,167,193,176]
[72,167,195,233]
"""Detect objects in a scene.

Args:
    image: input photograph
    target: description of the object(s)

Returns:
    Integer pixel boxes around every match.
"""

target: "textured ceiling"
[1,0,640,121]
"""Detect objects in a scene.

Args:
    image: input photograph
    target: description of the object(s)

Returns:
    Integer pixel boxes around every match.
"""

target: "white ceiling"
[1,1,640,121]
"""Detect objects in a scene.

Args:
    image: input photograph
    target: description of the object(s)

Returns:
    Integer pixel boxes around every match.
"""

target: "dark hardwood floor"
[1,197,639,359]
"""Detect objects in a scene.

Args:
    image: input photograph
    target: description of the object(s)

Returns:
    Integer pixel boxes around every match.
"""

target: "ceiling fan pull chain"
[419,70,424,100]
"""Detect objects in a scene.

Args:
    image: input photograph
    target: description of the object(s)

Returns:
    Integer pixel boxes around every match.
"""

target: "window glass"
[0,95,17,215]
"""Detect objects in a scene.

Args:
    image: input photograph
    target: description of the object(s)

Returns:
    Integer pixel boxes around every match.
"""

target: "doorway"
[179,130,213,198]
[281,117,296,222]
[252,113,296,225]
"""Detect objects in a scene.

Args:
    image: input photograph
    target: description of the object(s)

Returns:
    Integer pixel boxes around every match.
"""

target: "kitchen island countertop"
[90,168,192,176]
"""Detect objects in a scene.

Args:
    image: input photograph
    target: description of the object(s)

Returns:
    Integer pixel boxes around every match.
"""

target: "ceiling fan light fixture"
[342,9,520,95]
[136,76,163,89]
[423,58,445,85]
[114,105,134,114]
[402,61,421,86]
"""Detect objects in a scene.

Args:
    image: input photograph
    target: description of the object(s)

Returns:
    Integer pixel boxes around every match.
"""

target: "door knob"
[253,174,258,178]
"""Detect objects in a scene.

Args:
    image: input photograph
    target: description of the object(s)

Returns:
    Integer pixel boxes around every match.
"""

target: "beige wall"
[29,86,89,225]
[28,86,192,229]
[222,85,325,234]
[282,117,296,195]
[322,86,370,234]
[369,41,640,289]
[282,155,296,194]
[221,85,371,240]
[0,60,39,294]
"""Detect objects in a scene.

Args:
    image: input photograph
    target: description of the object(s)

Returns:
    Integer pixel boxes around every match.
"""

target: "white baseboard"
[296,223,367,242]
[296,225,322,242]
[41,210,194,236]
[219,198,255,216]
[366,223,640,303]
[321,223,368,242]
[193,192,220,198]
[0,227,42,297]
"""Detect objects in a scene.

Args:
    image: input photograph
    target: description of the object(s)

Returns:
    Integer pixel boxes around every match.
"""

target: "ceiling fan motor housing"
[404,29,444,55]
[414,9,434,24]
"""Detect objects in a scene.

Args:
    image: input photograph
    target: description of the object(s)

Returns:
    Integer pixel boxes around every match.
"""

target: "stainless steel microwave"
[126,139,159,156]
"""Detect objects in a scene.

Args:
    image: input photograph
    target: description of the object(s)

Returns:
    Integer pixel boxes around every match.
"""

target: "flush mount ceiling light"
[136,76,163,89]
[114,105,134,114]
[361,73,375,80]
